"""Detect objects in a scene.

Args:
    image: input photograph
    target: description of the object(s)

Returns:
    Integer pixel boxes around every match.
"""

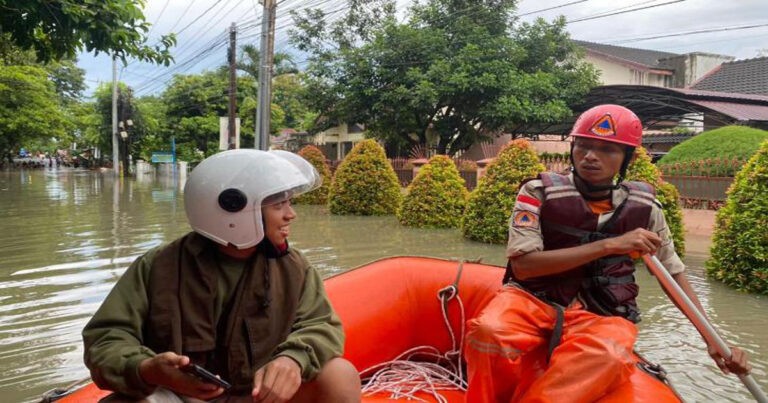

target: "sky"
[76,0,768,97]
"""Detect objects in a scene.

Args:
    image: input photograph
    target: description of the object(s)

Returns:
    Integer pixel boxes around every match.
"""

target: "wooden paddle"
[641,254,767,403]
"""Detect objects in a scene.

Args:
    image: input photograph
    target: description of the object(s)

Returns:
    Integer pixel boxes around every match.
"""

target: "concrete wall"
[659,52,734,88]
[587,55,669,87]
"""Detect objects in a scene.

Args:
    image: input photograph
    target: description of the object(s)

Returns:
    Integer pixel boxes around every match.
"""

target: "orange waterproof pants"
[464,287,638,403]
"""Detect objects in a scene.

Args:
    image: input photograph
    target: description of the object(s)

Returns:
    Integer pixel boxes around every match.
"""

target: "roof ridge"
[724,56,768,64]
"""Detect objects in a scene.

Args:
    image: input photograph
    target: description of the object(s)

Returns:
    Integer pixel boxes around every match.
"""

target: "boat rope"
[360,261,467,402]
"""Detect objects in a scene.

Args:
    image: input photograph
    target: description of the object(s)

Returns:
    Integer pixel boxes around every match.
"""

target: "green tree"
[291,0,597,155]
[294,145,332,205]
[273,74,313,130]
[462,140,545,243]
[0,65,68,162]
[707,140,768,294]
[626,147,685,256]
[236,44,298,78]
[398,155,468,228]
[47,59,86,104]
[93,82,149,171]
[161,70,261,158]
[235,45,310,130]
[0,0,175,64]
[329,139,402,215]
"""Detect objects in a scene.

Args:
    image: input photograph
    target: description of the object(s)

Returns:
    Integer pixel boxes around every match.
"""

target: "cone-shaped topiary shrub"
[462,140,545,244]
[625,147,685,257]
[328,139,402,215]
[294,145,332,205]
[706,140,768,294]
[398,155,469,228]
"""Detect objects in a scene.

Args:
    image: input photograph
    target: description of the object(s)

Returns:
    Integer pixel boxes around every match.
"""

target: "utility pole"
[228,22,237,150]
[256,0,276,150]
[111,56,119,174]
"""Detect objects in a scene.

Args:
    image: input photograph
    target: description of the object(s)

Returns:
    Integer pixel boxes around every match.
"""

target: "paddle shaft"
[642,254,767,403]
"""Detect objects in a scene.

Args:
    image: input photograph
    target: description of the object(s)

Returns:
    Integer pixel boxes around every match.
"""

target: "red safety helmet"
[570,104,642,147]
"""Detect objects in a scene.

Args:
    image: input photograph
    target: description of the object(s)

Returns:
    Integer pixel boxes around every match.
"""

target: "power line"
[610,23,768,44]
[167,0,201,33]
[175,0,228,36]
[518,0,589,17]
[567,0,685,23]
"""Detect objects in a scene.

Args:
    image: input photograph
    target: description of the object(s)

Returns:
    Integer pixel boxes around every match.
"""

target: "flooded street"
[0,168,765,402]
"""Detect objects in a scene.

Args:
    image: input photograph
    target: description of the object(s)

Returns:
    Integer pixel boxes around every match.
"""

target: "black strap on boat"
[633,350,684,401]
[547,303,564,365]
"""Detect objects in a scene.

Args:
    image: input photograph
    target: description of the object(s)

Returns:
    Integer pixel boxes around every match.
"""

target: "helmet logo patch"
[590,114,616,137]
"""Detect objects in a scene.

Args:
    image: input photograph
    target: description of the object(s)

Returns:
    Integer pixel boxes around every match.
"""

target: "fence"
[657,158,745,210]
[328,156,741,210]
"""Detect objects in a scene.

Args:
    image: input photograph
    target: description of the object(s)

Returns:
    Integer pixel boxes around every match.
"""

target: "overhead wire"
[567,0,685,23]
[609,23,768,44]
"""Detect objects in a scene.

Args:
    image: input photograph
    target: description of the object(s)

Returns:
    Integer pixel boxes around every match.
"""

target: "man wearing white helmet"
[83,149,360,402]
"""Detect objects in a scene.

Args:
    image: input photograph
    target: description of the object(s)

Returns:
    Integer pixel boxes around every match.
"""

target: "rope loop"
[437,284,457,301]
[360,260,468,401]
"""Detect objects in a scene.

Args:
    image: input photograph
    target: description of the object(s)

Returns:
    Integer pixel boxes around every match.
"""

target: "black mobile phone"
[181,363,232,390]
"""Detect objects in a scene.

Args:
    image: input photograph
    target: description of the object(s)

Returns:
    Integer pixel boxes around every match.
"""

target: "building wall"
[587,55,669,87]
[659,53,734,88]
[312,123,366,160]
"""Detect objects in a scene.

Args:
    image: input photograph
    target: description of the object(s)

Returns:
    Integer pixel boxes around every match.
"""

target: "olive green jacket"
[82,232,344,398]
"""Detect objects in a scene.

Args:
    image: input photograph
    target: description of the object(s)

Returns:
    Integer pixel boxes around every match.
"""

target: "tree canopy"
[0,65,69,160]
[290,0,598,155]
[0,0,175,64]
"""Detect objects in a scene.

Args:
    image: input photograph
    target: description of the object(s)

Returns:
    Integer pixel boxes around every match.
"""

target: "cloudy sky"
[77,0,768,97]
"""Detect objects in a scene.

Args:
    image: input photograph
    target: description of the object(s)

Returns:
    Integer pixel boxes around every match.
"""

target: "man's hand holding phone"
[181,363,232,390]
[138,352,227,400]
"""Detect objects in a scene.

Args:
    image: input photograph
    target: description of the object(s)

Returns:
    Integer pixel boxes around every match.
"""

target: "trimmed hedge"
[462,140,545,244]
[706,140,768,294]
[626,147,685,257]
[328,139,402,215]
[294,145,332,205]
[398,155,469,228]
[658,126,768,171]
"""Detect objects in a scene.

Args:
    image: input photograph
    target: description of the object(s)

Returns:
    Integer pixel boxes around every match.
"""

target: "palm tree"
[237,44,298,79]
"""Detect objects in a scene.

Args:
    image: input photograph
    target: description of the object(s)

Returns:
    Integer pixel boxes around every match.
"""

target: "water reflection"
[0,168,764,402]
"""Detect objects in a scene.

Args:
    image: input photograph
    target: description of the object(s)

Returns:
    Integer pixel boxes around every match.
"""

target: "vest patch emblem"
[512,210,539,229]
[590,114,616,137]
[515,194,541,213]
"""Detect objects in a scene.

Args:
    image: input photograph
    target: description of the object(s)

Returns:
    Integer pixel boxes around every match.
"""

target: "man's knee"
[294,357,361,402]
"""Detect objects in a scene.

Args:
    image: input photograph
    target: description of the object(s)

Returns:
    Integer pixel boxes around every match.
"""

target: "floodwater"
[0,168,765,402]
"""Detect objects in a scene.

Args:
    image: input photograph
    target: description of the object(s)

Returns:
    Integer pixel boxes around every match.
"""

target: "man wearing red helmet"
[463,104,750,401]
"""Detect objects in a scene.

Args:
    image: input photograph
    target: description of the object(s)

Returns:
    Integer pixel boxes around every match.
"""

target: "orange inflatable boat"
[51,256,681,402]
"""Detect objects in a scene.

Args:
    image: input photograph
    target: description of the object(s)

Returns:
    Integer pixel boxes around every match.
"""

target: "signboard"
[151,151,174,163]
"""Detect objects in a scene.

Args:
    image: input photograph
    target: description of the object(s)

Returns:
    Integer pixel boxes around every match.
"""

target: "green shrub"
[398,155,469,228]
[626,147,685,257]
[328,139,402,215]
[706,140,768,294]
[294,145,331,205]
[462,140,545,244]
[658,126,768,175]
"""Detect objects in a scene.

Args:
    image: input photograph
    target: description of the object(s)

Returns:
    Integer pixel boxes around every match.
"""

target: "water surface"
[0,168,764,402]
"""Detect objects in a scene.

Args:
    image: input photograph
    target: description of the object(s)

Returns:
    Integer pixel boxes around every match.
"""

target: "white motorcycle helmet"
[184,149,321,249]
